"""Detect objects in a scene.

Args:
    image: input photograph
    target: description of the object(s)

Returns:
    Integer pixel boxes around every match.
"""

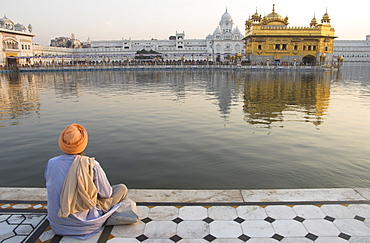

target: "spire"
[272,4,275,13]
[321,8,330,24]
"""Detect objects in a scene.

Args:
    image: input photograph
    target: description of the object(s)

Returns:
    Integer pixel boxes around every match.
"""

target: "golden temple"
[244,5,336,65]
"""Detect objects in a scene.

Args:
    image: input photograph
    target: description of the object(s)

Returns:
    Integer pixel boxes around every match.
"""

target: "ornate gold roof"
[262,5,288,26]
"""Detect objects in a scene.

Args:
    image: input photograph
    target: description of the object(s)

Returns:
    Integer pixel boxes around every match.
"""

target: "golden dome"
[321,9,330,23]
[310,14,318,27]
[251,8,261,22]
[262,4,288,26]
[266,4,282,20]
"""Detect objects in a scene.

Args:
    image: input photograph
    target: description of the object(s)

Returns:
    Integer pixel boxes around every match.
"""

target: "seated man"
[45,123,128,239]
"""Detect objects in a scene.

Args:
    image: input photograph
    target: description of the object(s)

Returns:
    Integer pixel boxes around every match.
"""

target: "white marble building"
[0,10,244,66]
[0,15,34,66]
[76,10,244,62]
[334,35,370,62]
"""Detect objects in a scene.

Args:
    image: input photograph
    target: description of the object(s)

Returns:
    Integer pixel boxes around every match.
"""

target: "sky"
[3,0,369,46]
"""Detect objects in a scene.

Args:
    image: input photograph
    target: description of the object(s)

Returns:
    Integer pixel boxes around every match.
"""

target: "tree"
[135,49,162,60]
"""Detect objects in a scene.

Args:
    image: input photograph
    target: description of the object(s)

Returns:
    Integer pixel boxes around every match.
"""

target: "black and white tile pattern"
[2,201,370,242]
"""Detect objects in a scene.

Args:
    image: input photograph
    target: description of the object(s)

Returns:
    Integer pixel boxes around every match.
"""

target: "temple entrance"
[6,57,18,66]
[302,55,316,65]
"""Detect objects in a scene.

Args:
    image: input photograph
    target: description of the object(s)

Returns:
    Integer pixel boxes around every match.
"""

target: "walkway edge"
[1,187,369,203]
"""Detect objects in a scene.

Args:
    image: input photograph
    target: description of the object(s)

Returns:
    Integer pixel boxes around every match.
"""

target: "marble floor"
[1,188,370,242]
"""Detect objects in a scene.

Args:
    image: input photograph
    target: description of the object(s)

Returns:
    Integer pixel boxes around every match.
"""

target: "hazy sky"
[3,0,369,45]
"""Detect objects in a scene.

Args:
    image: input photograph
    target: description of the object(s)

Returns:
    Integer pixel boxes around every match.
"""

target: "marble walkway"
[1,188,370,243]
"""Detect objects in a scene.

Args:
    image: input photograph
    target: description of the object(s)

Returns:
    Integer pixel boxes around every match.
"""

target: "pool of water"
[1,63,370,189]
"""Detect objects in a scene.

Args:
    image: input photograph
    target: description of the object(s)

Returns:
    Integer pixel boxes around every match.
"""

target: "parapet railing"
[11,64,333,73]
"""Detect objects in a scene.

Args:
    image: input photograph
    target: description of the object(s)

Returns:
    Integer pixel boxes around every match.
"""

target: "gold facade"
[244,5,336,64]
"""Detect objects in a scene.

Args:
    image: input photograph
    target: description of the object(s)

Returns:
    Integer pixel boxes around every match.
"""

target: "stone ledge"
[0,188,369,203]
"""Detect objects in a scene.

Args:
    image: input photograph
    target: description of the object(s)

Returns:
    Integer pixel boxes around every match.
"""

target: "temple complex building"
[76,10,244,63]
[0,15,35,66]
[334,35,370,62]
[0,11,244,66]
[244,5,336,65]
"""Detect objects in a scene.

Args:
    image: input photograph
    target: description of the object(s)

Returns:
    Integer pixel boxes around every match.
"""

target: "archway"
[6,56,18,66]
[302,55,316,65]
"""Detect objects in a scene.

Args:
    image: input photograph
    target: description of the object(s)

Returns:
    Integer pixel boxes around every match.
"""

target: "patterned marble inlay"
[2,200,370,242]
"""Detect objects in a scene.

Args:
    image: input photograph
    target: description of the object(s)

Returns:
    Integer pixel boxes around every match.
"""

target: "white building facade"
[0,15,35,66]
[75,10,244,63]
[334,35,370,62]
[0,10,244,66]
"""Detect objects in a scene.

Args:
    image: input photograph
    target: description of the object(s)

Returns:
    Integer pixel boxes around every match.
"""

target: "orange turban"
[59,124,88,154]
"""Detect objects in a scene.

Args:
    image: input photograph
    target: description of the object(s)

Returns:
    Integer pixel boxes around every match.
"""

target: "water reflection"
[242,71,331,128]
[0,73,40,127]
[0,70,334,128]
[1,65,370,189]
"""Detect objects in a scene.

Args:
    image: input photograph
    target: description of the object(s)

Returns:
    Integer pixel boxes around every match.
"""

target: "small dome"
[310,15,318,27]
[206,34,213,39]
[221,11,232,21]
[15,23,26,32]
[0,15,14,24]
[251,9,261,22]
[213,26,221,35]
[233,27,241,35]
[321,9,330,23]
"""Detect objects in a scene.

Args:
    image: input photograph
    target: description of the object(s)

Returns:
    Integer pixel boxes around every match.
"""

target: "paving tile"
[107,238,140,243]
[236,206,268,219]
[302,219,341,236]
[139,239,173,243]
[14,224,33,234]
[144,221,177,238]
[334,219,370,236]
[209,221,243,238]
[264,205,297,219]
[0,215,10,222]
[354,188,370,200]
[272,219,308,237]
[348,204,370,218]
[137,206,150,219]
[178,239,208,243]
[110,221,146,238]
[208,206,238,221]
[22,214,46,227]
[0,221,16,240]
[349,236,370,242]
[7,214,25,224]
[321,205,356,219]
[177,221,209,239]
[280,238,312,243]
[212,239,244,242]
[59,228,103,242]
[148,206,179,221]
[178,206,208,220]
[128,190,243,203]
[246,238,278,242]
[240,220,275,237]
[314,237,348,242]
[292,205,326,219]
[2,235,27,243]
[0,188,47,201]
[240,188,365,202]
[12,204,32,209]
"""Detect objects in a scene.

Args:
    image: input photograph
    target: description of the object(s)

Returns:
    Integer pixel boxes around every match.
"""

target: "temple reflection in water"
[242,71,331,128]
[0,72,40,127]
[0,69,335,129]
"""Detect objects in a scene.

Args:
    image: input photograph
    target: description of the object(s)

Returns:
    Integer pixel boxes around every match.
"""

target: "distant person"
[45,123,128,239]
